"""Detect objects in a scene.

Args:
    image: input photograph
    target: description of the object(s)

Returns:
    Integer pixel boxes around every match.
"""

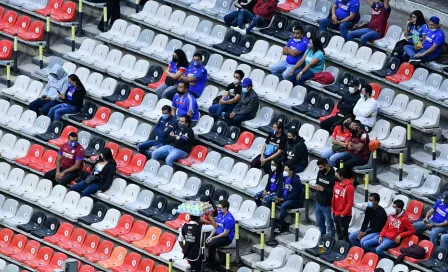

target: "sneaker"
[230,26,241,33]
[409,58,422,64]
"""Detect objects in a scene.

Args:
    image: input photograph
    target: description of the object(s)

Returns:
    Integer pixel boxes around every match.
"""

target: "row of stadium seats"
[3,0,76,22]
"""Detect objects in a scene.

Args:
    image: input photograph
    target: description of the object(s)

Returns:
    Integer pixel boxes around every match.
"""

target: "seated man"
[44,132,85,186]
[179,53,208,98]
[339,120,371,169]
[172,81,200,127]
[413,194,448,246]
[319,0,360,40]
[352,85,378,132]
[282,129,308,173]
[224,0,257,27]
[208,70,244,119]
[223,78,259,127]
[349,193,387,247]
[151,114,195,167]
[230,0,277,35]
[137,105,177,158]
[270,26,309,80]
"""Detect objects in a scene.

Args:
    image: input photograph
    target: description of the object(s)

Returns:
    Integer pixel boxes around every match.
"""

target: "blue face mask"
[242,87,248,93]
[161,114,169,120]
[68,82,74,88]
[193,61,201,67]
[217,209,223,215]
[367,201,373,208]
[69,141,78,148]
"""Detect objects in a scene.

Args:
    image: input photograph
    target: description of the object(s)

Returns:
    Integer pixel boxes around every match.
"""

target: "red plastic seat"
[347,252,378,272]
[0,227,14,248]
[333,246,364,269]
[50,1,77,22]
[177,145,208,166]
[44,222,74,245]
[165,213,190,230]
[224,132,254,152]
[90,142,118,161]
[0,7,4,19]
[370,83,381,100]
[37,252,67,272]
[277,0,302,12]
[153,265,168,272]
[70,234,100,256]
[105,215,134,237]
[116,88,145,109]
[118,220,148,243]
[385,62,414,84]
[48,126,78,147]
[28,150,58,173]
[84,240,114,262]
[115,148,133,168]
[406,200,424,222]
[135,259,154,272]
[82,107,111,128]
[148,73,166,89]
[57,228,86,250]
[110,252,141,272]
[79,265,95,272]
[145,233,176,256]
[388,235,418,256]
[320,102,340,122]
[117,154,146,175]
[3,15,31,36]
[18,21,45,41]
[0,234,27,256]
[0,40,13,60]
[35,0,63,16]
[11,240,40,262]
[15,144,45,166]
[404,240,433,263]
[23,246,53,268]
[0,11,18,31]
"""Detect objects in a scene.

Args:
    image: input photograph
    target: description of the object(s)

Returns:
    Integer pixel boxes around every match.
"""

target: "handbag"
[84,174,97,185]
[332,144,346,152]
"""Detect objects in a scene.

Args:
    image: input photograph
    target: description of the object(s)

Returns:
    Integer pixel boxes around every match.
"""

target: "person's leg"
[43,168,57,183]
[29,98,47,114]
[418,50,440,63]
[346,28,370,42]
[315,203,327,235]
[165,148,189,167]
[207,236,232,267]
[246,15,268,33]
[47,104,63,121]
[41,101,61,115]
[359,30,382,46]
[322,205,335,236]
[155,84,168,99]
[321,150,335,160]
[81,183,101,197]
[360,232,379,248]
[278,200,300,229]
[341,216,352,242]
[319,18,333,31]
[71,181,88,192]
[412,221,428,235]
[58,171,81,186]
[151,145,172,162]
[161,85,179,100]
[269,60,288,80]
[230,114,253,127]
[189,259,202,272]
[361,234,380,253]
[262,194,276,208]
[224,11,240,27]
[343,155,368,169]
[349,230,361,247]
[403,45,417,60]
[375,238,396,258]
[54,105,79,121]
[441,234,448,249]
[328,151,349,167]
[295,70,315,86]
[334,215,342,240]
[137,139,160,153]
[282,64,296,80]
[208,104,223,119]
[294,164,305,173]
[237,9,254,29]
[339,21,354,40]
[430,226,448,246]
[254,190,264,206]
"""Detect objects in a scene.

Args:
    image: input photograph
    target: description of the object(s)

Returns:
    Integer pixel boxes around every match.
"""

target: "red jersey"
[58,142,85,169]
[379,211,415,240]
[332,125,352,143]
[331,179,354,216]
[348,129,370,160]
[368,4,391,36]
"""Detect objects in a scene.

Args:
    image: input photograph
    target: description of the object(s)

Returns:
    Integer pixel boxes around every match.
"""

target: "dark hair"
[411,10,426,29]
[200,195,216,210]
[101,147,114,161]
[234,70,245,79]
[219,200,230,210]
[393,199,405,209]
[273,121,284,132]
[283,161,295,173]
[179,80,189,90]
[68,132,78,138]
[364,85,373,96]
[311,37,325,55]
[352,120,362,127]
[292,26,304,34]
[180,114,191,125]
[68,74,86,92]
[370,193,380,202]
[288,129,299,137]
[173,49,189,68]
[317,158,328,166]
[161,105,171,112]
[337,168,354,180]
[343,114,355,122]
[193,52,203,61]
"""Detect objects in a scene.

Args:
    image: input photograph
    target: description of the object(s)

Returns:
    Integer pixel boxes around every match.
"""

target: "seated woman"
[287,37,326,86]
[48,74,86,121]
[71,148,117,197]
[254,160,282,206]
[156,49,189,100]
[322,115,353,167]
[392,10,428,61]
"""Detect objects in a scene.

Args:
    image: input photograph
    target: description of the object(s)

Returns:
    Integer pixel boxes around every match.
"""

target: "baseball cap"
[349,79,360,87]
[241,78,253,87]
[430,16,440,24]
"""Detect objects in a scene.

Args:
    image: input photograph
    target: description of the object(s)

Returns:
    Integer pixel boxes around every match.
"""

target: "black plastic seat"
[78,202,107,225]
[138,196,167,217]
[306,97,334,119]
[213,30,241,52]
[316,30,331,48]
[324,72,353,96]
[274,20,301,40]
[17,211,46,232]
[371,57,400,78]
[68,102,98,122]
[303,25,316,39]
[305,234,335,256]
[35,121,63,142]
[226,35,256,56]
[292,91,320,114]
[135,65,164,85]
[285,118,301,132]
[199,121,228,142]
[31,217,60,238]
[211,126,240,146]
[319,240,349,262]
[212,189,229,203]
[421,246,448,269]
[195,49,210,65]
[259,113,287,134]
[189,183,215,200]
[102,83,131,103]
[260,15,288,36]
[152,203,179,223]
[85,136,106,157]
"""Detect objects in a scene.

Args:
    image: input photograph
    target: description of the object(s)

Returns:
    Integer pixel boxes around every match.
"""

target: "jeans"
[255,192,276,207]
[48,104,79,121]
[319,18,354,40]
[347,28,382,46]
[223,112,254,127]
[362,234,396,258]
[151,145,189,167]
[236,9,269,33]
[339,152,368,169]
[44,168,82,186]
[71,181,101,197]
[287,67,316,86]
[403,45,440,63]
[315,202,335,236]
[328,151,349,167]
[207,235,232,267]
[334,215,352,242]
[224,10,240,27]
[349,229,379,247]
[29,99,61,115]
[156,84,178,100]
[441,234,448,249]
[278,200,300,227]
[137,139,163,159]
[208,97,236,119]
[413,219,448,245]
[270,60,296,80]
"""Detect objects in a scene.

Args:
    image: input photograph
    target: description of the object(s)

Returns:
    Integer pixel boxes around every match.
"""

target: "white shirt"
[353,97,378,128]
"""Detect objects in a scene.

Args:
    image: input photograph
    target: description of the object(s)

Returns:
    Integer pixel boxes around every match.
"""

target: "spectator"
[178,215,203,272]
[312,158,336,236]
[349,193,387,247]
[208,70,244,119]
[98,0,120,32]
[320,80,360,132]
[352,85,378,132]
[29,64,69,116]
[339,120,371,168]
[224,0,257,27]
[282,130,308,173]
[323,116,353,167]
[204,200,236,269]
[254,160,282,206]
[413,194,448,245]
[180,53,208,98]
[200,195,218,233]
[270,26,309,80]
[156,49,190,100]
[71,148,117,197]
[172,81,200,127]
[251,121,287,174]
[362,199,415,257]
[151,114,195,167]
[404,16,445,64]
[332,168,355,242]
[44,132,85,186]
[137,105,177,159]
[347,0,391,46]
[392,10,428,61]
[223,78,259,127]
[48,74,86,121]
[287,37,326,86]
[319,0,360,40]
[229,0,277,35]
[274,162,304,233]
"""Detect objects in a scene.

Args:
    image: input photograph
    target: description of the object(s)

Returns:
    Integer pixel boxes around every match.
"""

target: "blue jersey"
[172,92,200,121]
[432,200,448,224]
[185,64,208,97]
[285,37,309,65]
[216,212,236,241]
[422,28,445,56]
[334,0,360,20]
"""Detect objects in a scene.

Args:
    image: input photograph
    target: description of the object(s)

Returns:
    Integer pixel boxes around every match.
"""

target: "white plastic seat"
[107,54,136,78]
[255,45,283,67]
[77,131,91,150]
[65,197,94,220]
[7,110,36,132]
[413,73,443,95]
[265,80,293,103]
[222,63,251,85]
[240,206,270,229]
[0,100,10,119]
[192,115,214,135]
[171,15,200,36]
[189,20,214,42]
[411,106,440,129]
[331,41,359,62]
[159,10,186,30]
[394,168,425,189]
[250,69,266,89]
[62,62,76,75]
[218,162,248,184]
[209,59,238,82]
[429,79,448,101]
[159,39,183,61]
[324,36,345,55]
[355,187,394,210]
[24,179,52,201]
[91,77,118,98]
[23,0,47,10]
[292,0,316,17]
[0,168,24,190]
[290,227,320,250]
[233,168,262,189]
[158,171,188,193]
[143,99,172,121]
[132,159,160,182]
[91,208,121,231]
[67,38,96,60]
[38,185,67,207]
[10,173,38,196]
[244,107,274,128]
[368,119,391,141]
[96,112,125,133]
[51,191,80,214]
[81,44,109,66]
[380,94,409,115]
[256,247,287,270]
[3,204,32,227]
[94,49,123,72]
[399,68,429,90]
[385,195,409,215]
[256,74,279,98]
[273,255,303,272]
[129,93,158,115]
[377,88,395,109]
[99,19,128,40]
[278,85,307,108]
[144,5,172,26]
[109,117,139,139]
[241,40,269,62]
[380,126,406,149]
[1,139,31,160]
[74,67,90,84]
[298,160,318,182]
[410,175,440,196]
[145,165,174,187]
[305,129,329,150]
[205,157,235,177]
[22,115,51,136]
[140,34,169,56]
[125,190,154,211]
[233,200,257,221]
[227,194,243,214]
[311,137,332,157]
[304,0,331,22]
[84,72,103,93]
[391,264,409,272]
[394,99,424,121]
[0,134,17,154]
[238,137,265,160]
[375,258,394,272]
[113,24,141,45]
[0,199,19,221]
[122,60,150,81]
[358,51,387,72]
[191,0,217,11]
[0,105,23,125]
[309,66,339,88]
[130,1,159,20]
[0,163,10,183]
[428,149,448,169]
[1,75,30,95]
[206,0,232,16]
[126,29,155,50]
[299,123,315,143]
[124,123,152,144]
[15,80,44,103]
[191,151,221,172]
[172,177,201,198]
[205,54,224,74]
[374,25,403,50]
[97,178,127,200]
[111,184,141,205]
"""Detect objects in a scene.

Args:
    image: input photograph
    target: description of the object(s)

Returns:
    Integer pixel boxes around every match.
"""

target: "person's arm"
[265,149,283,161]
[298,57,320,75]
[340,0,359,23]
[425,208,435,220]
[234,95,258,115]
[207,213,218,229]
[55,154,62,173]
[178,228,185,251]
[223,94,241,104]
[166,67,186,80]
[383,0,390,9]
[379,217,389,237]
[360,209,370,232]
[399,218,416,238]
[340,12,356,23]
[175,128,194,145]
[99,164,117,191]
[348,134,367,153]
[368,209,388,234]
[290,54,307,74]
[282,178,303,202]
[284,41,306,57]
[341,185,354,216]
[355,100,377,118]
[62,148,85,175]
[259,143,267,159]
[331,3,337,20]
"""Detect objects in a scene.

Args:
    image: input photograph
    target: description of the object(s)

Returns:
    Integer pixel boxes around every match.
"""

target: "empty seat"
[171,15,200,36]
[411,106,440,129]
[393,168,424,189]
[24,179,52,201]
[232,168,262,189]
[255,247,287,270]
[91,209,121,231]
[399,67,429,90]
[0,167,24,190]
[255,45,283,67]
[332,41,359,62]
[278,85,307,108]
[372,57,401,78]
[374,25,402,49]
[96,112,125,133]
[145,233,176,256]
[385,62,415,84]
[0,199,19,220]
[50,191,80,214]
[380,126,406,149]
[218,162,248,184]
[394,99,424,121]
[98,247,128,269]
[238,137,266,160]
[240,206,270,229]
[125,190,154,211]
[304,0,332,22]
[100,19,128,40]
[138,196,167,217]
[37,185,67,207]
[64,197,94,220]
[380,94,409,116]
[70,234,101,257]
[109,117,139,139]
[10,173,39,196]
[171,177,201,198]
[410,175,440,197]
[241,40,269,62]
[244,107,274,128]
[319,240,349,262]
[205,157,235,178]
[305,234,335,256]
[233,200,257,221]
[4,205,33,227]
[292,0,316,17]
[290,227,320,250]
[78,202,107,225]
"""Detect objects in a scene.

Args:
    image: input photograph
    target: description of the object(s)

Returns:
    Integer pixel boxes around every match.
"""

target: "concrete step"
[275,233,297,247]
[411,151,433,167]
[17,63,39,78]
[377,171,399,189]
[63,36,84,49]
[49,42,75,59]
[30,55,53,67]
[423,142,448,155]
[356,184,397,195]
[240,253,261,269]
[390,163,432,177]
[252,244,294,258]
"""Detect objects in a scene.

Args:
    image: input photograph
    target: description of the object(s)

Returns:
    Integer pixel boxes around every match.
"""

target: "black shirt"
[314,168,336,206]
[337,93,360,116]
[226,83,242,99]
[361,205,388,234]
[166,126,195,153]
[265,131,287,156]
[180,222,202,261]
[283,137,308,167]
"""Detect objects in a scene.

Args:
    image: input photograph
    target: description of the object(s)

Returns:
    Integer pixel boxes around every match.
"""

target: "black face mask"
[288,138,295,145]
[343,122,350,129]
[349,128,358,134]
[177,91,185,96]
[172,56,178,62]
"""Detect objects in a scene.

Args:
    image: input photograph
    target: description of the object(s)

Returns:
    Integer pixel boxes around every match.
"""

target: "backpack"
[311,72,335,85]
[396,244,426,262]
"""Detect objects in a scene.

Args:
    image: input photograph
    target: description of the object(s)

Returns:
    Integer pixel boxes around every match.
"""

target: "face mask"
[430,28,437,32]
[394,209,401,215]
[193,61,201,67]
[178,121,184,128]
[307,44,314,50]
[288,138,295,145]
[367,201,373,208]
[271,166,277,172]
[161,114,169,120]
[349,128,358,134]
[177,90,184,96]
[69,141,78,148]
[283,171,289,177]
[348,87,355,94]
[217,209,223,215]
[360,94,365,99]
[242,87,248,93]
[172,56,178,62]
[233,78,240,84]
[293,38,301,42]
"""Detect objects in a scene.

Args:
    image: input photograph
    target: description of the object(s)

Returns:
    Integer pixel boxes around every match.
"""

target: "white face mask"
[271,166,277,172]
[293,38,301,42]
[348,87,355,94]
[233,78,240,84]
[283,171,289,177]
[430,28,437,32]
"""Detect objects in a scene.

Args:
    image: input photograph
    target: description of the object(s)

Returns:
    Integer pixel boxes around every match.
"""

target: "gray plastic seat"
[189,20,214,41]
[1,138,31,160]
[159,10,186,30]
[290,227,321,250]
[380,94,409,116]
[355,187,394,210]
[107,54,136,78]
[374,25,403,50]
[205,157,235,178]
[0,168,24,190]
[113,24,141,45]
[124,123,152,144]
[81,44,109,66]
[23,0,47,10]
[132,160,160,182]
[273,255,303,272]
[394,99,424,121]
[246,174,268,196]
[36,57,63,78]
[191,151,221,172]
[3,264,19,272]
[67,39,96,60]
[158,171,188,193]
[242,40,269,62]
[411,106,440,129]
[207,0,232,16]
[410,175,440,196]
[97,178,126,200]
[240,206,270,229]
[14,80,43,103]
[376,258,395,272]
[10,174,39,196]
[99,19,128,40]
[368,119,390,141]
[200,25,227,46]
[130,0,159,21]
[112,184,141,205]
[126,29,155,50]
[144,5,172,26]
[304,0,331,22]
[233,200,257,221]
[331,41,358,62]
[244,107,274,129]
[324,36,345,55]
[227,194,244,214]
[232,168,262,190]
[292,0,316,17]
[129,93,158,115]
[51,191,80,214]
[218,162,248,184]
[109,117,139,139]
[171,177,201,198]
[298,160,318,182]
[125,189,154,211]
[427,149,448,169]
[65,197,94,220]
[171,15,200,37]
[278,85,307,108]
[38,185,67,207]
[429,79,448,101]
[377,88,395,109]
[358,51,387,72]
[413,73,443,95]
[3,204,32,227]
[22,115,51,136]
[380,126,406,149]
[238,137,266,160]
[159,39,183,61]
[145,165,174,187]
[399,68,429,90]
[91,208,121,231]
[95,49,123,73]
[0,199,19,220]
[255,247,287,271]
[197,85,219,111]
[96,112,125,133]
[192,115,214,136]
[394,168,425,189]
